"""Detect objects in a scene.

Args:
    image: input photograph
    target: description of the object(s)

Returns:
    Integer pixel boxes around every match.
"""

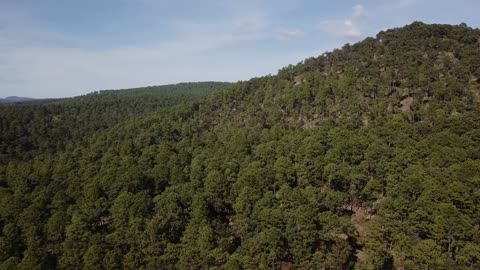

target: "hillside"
[0,82,229,162]
[0,22,480,270]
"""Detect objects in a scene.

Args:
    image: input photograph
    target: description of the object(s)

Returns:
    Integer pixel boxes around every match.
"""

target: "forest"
[0,22,480,270]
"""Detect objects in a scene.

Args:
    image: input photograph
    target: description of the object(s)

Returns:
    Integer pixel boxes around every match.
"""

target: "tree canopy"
[1,22,480,270]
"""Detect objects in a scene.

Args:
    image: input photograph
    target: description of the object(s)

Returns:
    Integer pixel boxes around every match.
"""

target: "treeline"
[0,22,480,269]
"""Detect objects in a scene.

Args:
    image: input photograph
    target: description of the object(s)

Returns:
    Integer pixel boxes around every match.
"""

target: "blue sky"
[1,0,479,98]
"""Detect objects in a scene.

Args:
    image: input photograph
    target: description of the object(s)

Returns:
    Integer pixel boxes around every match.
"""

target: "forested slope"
[0,82,229,162]
[1,22,480,270]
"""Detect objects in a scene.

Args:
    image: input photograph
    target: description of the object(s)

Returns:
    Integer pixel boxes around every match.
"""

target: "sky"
[1,0,479,98]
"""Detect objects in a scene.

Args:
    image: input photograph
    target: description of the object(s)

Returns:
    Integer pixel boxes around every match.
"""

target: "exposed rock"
[52,115,62,123]
[362,113,369,126]
[356,249,368,262]
[301,116,322,129]
[335,233,349,240]
[471,89,480,104]
[293,75,303,86]
[422,95,431,103]
[443,51,455,59]
[386,102,393,114]
[400,96,414,112]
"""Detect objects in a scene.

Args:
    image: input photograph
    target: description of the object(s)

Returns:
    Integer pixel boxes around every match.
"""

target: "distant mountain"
[0,96,36,104]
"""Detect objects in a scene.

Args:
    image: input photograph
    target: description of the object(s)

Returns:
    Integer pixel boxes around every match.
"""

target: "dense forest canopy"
[0,82,229,162]
[1,22,480,270]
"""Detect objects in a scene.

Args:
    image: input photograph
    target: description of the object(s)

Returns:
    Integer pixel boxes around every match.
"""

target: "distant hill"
[0,81,230,160]
[0,96,36,104]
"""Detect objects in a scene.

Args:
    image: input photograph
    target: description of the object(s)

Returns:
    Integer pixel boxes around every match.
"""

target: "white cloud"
[275,28,306,41]
[0,7,313,98]
[0,8,275,98]
[352,4,367,18]
[319,4,367,40]
[319,20,362,39]
[1,40,325,98]
[394,0,418,9]
[0,37,252,98]
[0,2,323,98]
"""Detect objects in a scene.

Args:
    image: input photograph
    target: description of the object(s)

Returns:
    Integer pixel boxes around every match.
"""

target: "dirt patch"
[350,205,376,236]
[301,117,323,129]
[343,204,378,263]
[285,114,325,129]
[279,262,293,270]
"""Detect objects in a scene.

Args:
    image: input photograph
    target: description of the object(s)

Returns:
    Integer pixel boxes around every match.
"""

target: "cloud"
[319,20,362,39]
[275,28,306,41]
[0,36,253,98]
[1,40,325,98]
[352,4,367,18]
[0,1,331,98]
[0,6,312,98]
[394,0,418,9]
[0,6,275,98]
[319,4,367,40]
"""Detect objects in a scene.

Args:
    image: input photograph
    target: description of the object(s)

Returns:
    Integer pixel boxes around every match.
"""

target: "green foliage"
[1,23,480,269]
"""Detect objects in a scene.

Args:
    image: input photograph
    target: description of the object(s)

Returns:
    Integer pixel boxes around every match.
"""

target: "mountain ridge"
[0,96,37,104]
